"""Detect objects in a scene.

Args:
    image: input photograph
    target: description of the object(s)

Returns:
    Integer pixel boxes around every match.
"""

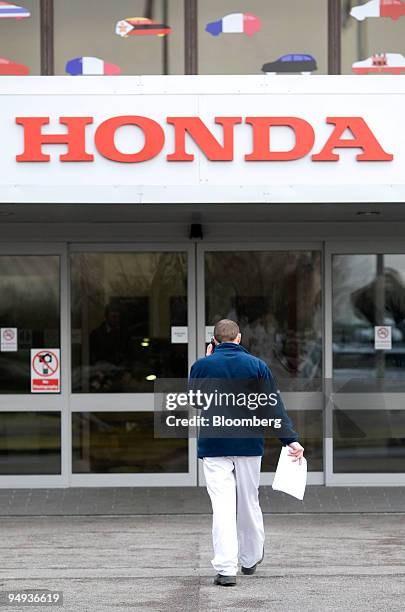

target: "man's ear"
[236,333,241,344]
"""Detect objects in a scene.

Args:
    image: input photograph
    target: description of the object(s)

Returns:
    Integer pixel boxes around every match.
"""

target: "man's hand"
[206,342,215,356]
[288,441,305,465]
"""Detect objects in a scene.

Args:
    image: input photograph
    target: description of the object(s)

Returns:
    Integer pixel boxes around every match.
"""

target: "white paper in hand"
[272,446,307,500]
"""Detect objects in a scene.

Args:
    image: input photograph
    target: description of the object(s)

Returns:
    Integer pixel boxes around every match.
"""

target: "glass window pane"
[54,0,184,75]
[333,409,405,473]
[0,256,60,394]
[333,253,405,474]
[205,251,322,390]
[71,252,188,393]
[0,412,61,475]
[199,0,327,74]
[333,254,405,380]
[262,409,323,471]
[0,0,40,76]
[72,412,188,473]
[342,0,405,74]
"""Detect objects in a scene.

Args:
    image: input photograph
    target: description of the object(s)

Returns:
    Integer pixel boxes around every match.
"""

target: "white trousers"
[202,455,265,576]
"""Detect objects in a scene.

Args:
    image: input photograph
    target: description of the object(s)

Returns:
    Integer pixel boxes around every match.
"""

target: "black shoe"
[214,574,237,586]
[241,549,264,575]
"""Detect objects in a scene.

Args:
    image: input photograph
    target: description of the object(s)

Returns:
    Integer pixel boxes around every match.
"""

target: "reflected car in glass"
[65,56,121,76]
[0,2,30,19]
[115,17,171,38]
[351,0,405,21]
[262,54,317,75]
[0,57,29,75]
[352,53,405,74]
[205,12,261,37]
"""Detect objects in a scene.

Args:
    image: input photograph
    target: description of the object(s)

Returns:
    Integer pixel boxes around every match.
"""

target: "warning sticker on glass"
[205,326,215,344]
[1,328,17,352]
[31,349,60,393]
[374,326,392,350]
[171,326,188,344]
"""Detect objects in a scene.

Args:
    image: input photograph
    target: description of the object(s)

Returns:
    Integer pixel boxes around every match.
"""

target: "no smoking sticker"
[374,326,392,350]
[31,349,60,393]
[1,327,17,352]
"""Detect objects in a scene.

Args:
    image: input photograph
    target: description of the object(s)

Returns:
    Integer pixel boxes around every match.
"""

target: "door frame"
[196,242,325,486]
[325,240,405,485]
[0,242,69,488]
[68,242,197,487]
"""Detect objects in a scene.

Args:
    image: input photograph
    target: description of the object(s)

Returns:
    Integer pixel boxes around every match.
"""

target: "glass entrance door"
[69,244,196,486]
[326,244,405,485]
[0,244,68,487]
[197,243,324,485]
[0,243,196,488]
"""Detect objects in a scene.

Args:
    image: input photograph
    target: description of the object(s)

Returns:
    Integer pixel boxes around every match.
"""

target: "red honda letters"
[15,115,394,163]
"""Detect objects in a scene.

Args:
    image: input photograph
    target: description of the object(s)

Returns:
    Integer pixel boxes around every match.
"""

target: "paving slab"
[0,514,404,611]
[0,486,404,515]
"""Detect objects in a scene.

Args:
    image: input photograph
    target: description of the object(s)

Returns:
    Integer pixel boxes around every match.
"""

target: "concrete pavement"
[0,514,404,611]
[0,486,404,515]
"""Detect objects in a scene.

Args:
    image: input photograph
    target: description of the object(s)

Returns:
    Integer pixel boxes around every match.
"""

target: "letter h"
[16,117,94,162]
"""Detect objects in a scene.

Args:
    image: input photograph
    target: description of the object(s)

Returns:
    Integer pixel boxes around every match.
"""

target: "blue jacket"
[189,342,299,458]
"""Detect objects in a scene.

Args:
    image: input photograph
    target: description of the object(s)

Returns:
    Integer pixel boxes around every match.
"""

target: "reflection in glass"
[72,412,188,473]
[0,412,61,475]
[341,0,405,74]
[71,252,188,393]
[199,0,327,74]
[0,0,40,75]
[333,409,405,473]
[333,254,405,379]
[0,256,60,394]
[205,251,322,390]
[333,254,405,474]
[262,410,323,472]
[54,0,184,75]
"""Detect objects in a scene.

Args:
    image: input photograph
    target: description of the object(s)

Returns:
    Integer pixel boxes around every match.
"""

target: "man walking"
[189,319,304,586]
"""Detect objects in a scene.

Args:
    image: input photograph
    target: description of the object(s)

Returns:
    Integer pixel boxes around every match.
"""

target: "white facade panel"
[0,76,404,203]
